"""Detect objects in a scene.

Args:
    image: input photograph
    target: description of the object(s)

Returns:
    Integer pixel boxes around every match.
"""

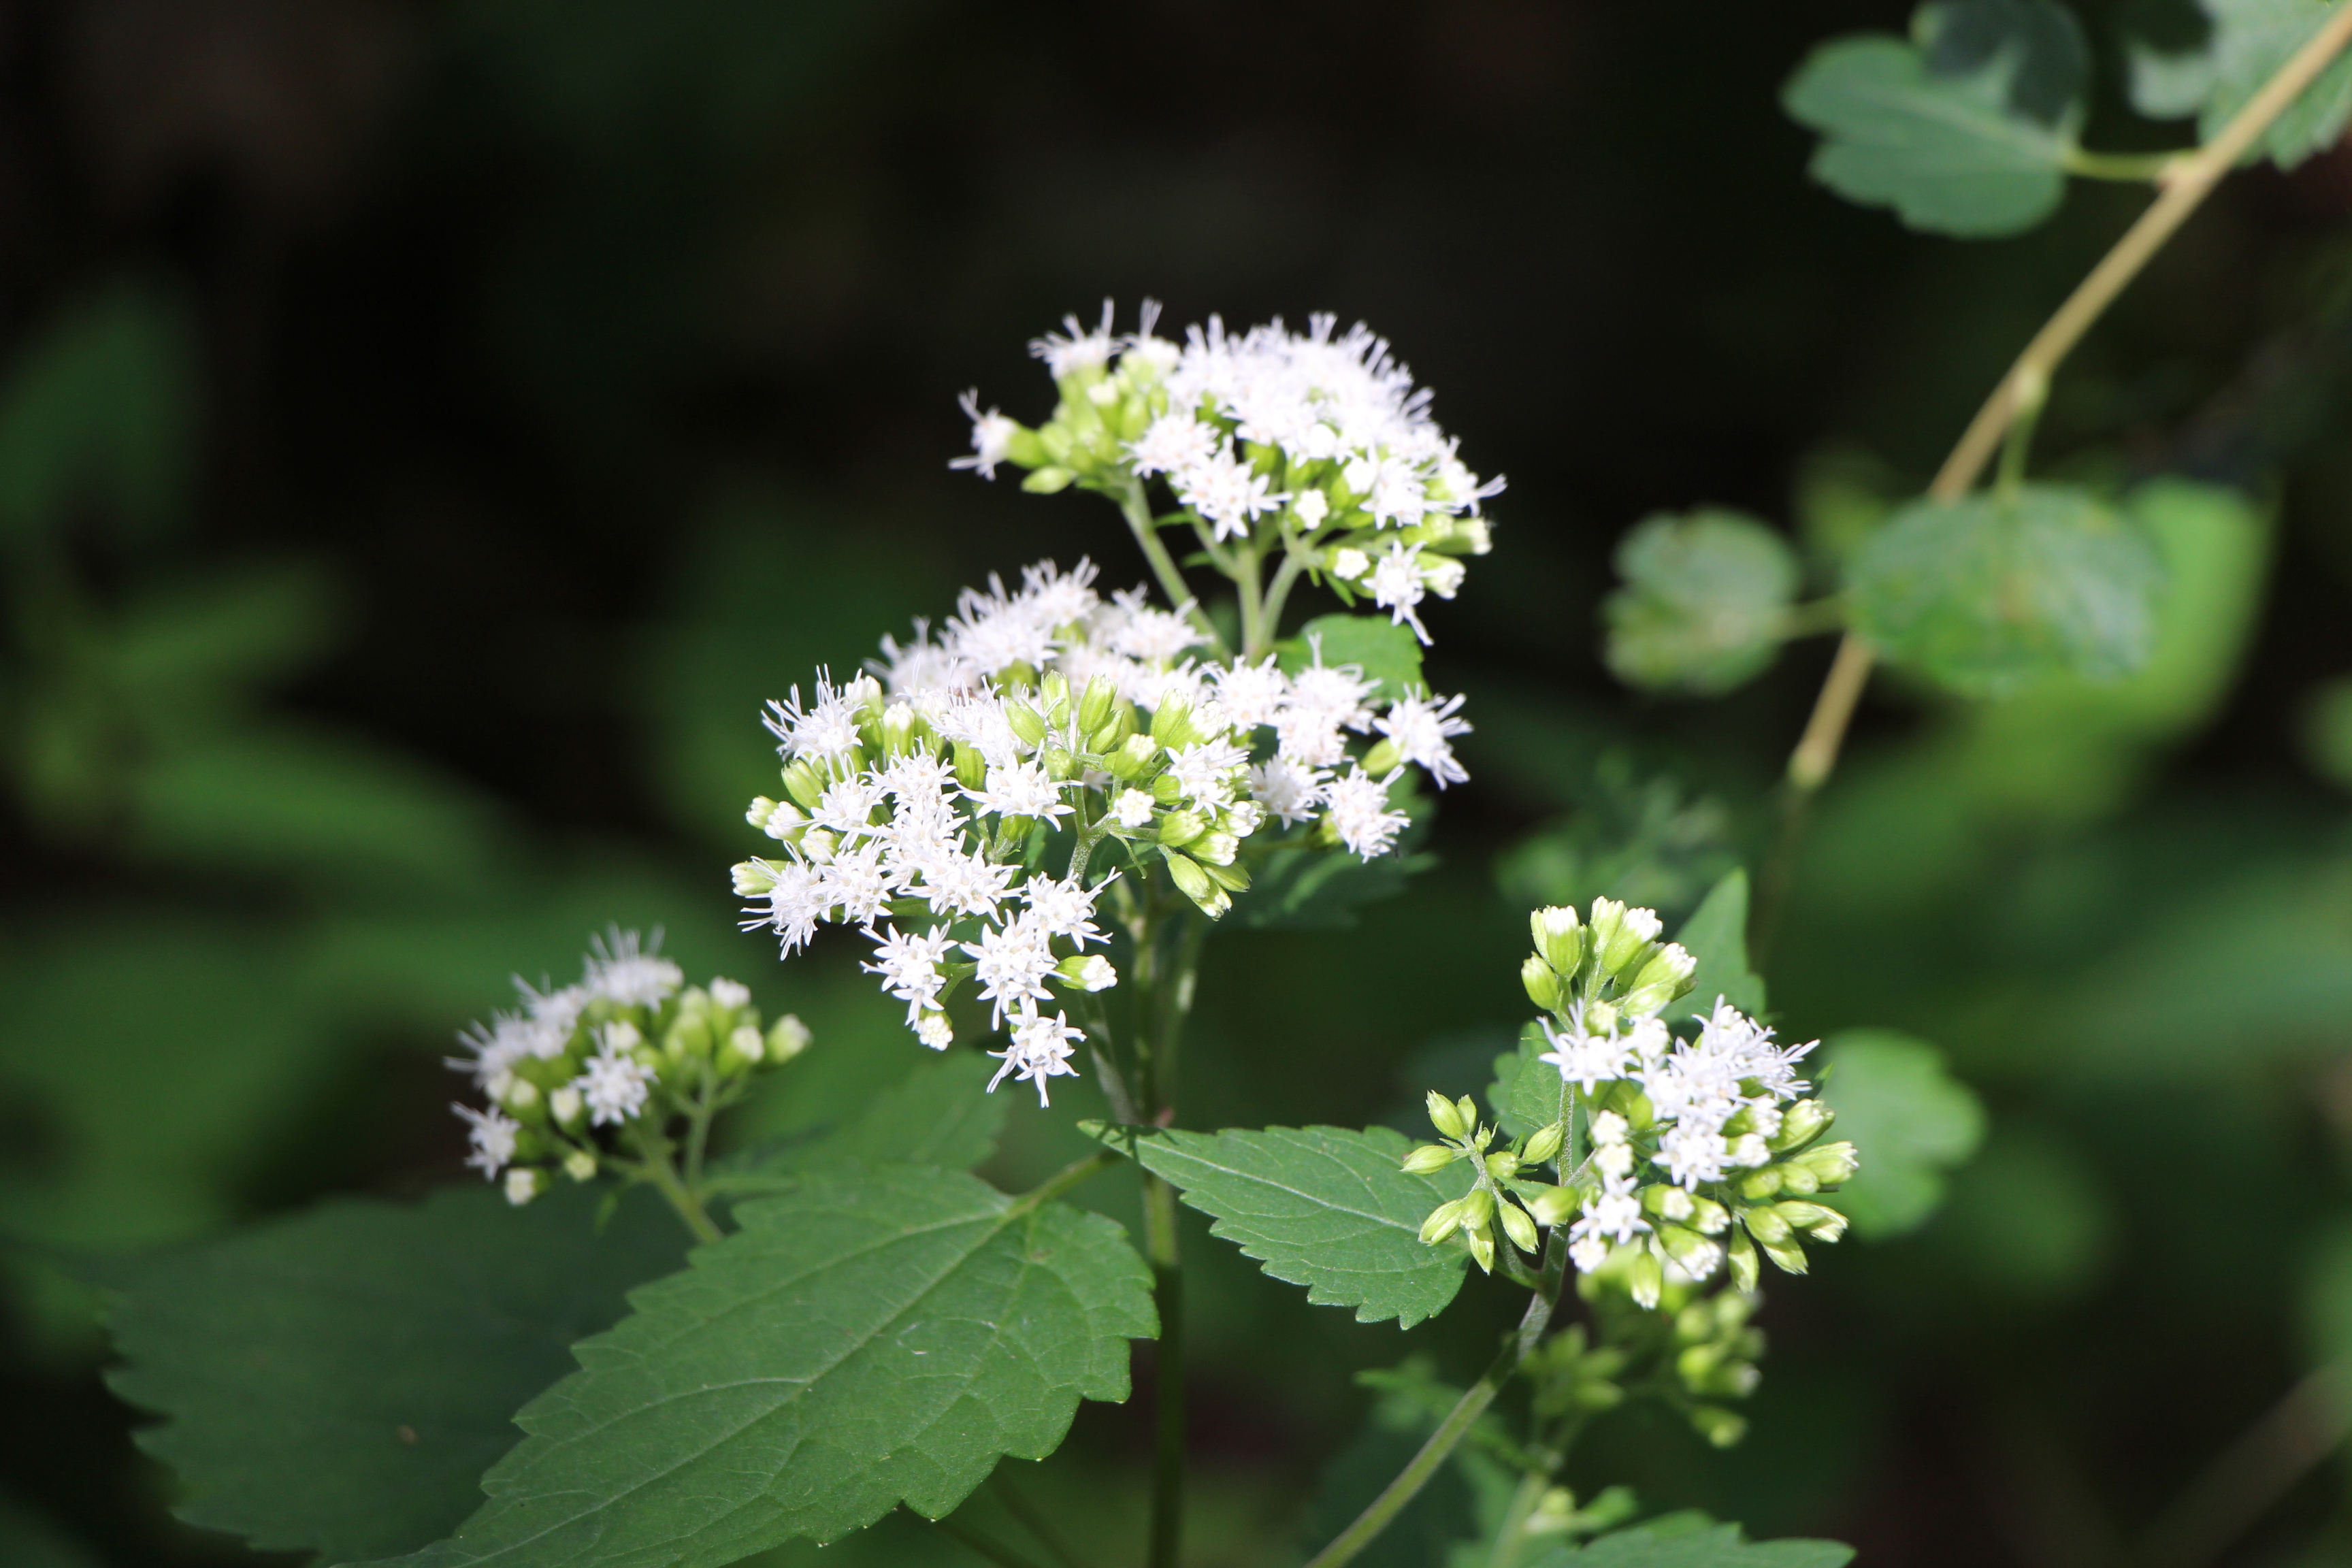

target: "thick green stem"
[1236,542,1268,660]
[1486,1473,1552,1568]
[641,1148,722,1244]
[1116,480,1228,655]
[1303,1243,1567,1568]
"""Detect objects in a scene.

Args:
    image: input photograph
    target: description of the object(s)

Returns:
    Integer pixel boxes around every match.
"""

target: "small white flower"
[763,671,874,764]
[1128,411,1220,478]
[1071,954,1118,992]
[1029,301,1117,380]
[504,1168,541,1206]
[962,913,1060,1026]
[967,760,1073,822]
[1374,688,1471,789]
[575,1041,654,1127]
[1330,546,1369,581]
[1024,871,1110,947]
[1590,1110,1630,1147]
[1323,766,1409,860]
[1367,540,1433,644]
[865,925,957,1021]
[454,1102,520,1179]
[987,1008,1085,1106]
[1293,488,1330,527]
[707,977,751,1011]
[584,929,683,1009]
[1113,787,1158,829]
[1246,757,1326,825]
[950,390,1020,479]
[915,1011,955,1049]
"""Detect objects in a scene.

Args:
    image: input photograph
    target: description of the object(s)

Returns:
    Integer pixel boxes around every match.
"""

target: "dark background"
[3,1,2352,1565]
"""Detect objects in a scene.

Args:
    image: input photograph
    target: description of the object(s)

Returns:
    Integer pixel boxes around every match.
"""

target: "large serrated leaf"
[1848,484,2164,696]
[1783,12,2080,238]
[1603,509,1802,698]
[1819,1030,1985,1238]
[1090,1123,1470,1327]
[2132,0,2352,169]
[97,1183,691,1565]
[359,1164,1153,1568]
[1524,1520,1854,1567]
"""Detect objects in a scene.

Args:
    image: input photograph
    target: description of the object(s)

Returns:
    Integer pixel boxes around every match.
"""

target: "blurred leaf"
[1302,1356,1515,1568]
[1817,1031,1985,1238]
[1673,870,1767,1024]
[108,564,343,719]
[97,1183,691,1564]
[1848,484,2164,696]
[1090,1122,1471,1327]
[1783,5,2083,238]
[2129,0,2352,169]
[1923,1,2091,122]
[0,282,195,546]
[2301,675,2352,791]
[1504,1020,1573,1145]
[719,1049,1004,1175]
[1276,613,1428,701]
[1494,755,1740,924]
[1523,1521,1852,1567]
[367,1166,1152,1567]
[1234,793,1434,931]
[1603,510,1802,697]
[1931,1127,2112,1303]
[1793,446,1902,576]
[127,728,512,893]
[0,1493,101,1568]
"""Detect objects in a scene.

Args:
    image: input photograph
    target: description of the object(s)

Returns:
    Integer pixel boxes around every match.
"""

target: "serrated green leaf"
[1275,613,1426,701]
[2132,0,2352,169]
[1672,869,1767,1024]
[96,1183,691,1564]
[1501,1019,1573,1145]
[1848,484,2165,696]
[1603,509,1802,697]
[1090,1123,1470,1327]
[361,1165,1153,1568]
[1783,12,2080,238]
[1818,1030,1985,1238]
[1526,1520,1853,1567]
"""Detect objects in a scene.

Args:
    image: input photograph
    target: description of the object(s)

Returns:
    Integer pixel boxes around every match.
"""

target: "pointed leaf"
[96,1183,691,1564]
[1090,1123,1470,1327]
[1673,869,1767,1024]
[361,1164,1153,1568]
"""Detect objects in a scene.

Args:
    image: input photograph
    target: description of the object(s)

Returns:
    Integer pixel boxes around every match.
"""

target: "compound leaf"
[1848,483,2164,696]
[97,1182,691,1565]
[1090,1123,1470,1327]
[361,1164,1153,1568]
[1783,4,2085,238]
[1604,510,1803,697]
[1818,1031,1985,1238]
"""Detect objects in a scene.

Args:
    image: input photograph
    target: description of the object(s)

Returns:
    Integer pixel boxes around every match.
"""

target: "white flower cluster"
[734,558,1471,1102]
[448,930,807,1203]
[957,301,1499,646]
[1539,996,1817,1277]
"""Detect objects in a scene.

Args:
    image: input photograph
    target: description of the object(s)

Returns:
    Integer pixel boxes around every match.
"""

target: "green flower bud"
[562,1149,599,1183]
[1149,698,1198,748]
[504,1168,542,1207]
[1499,1199,1540,1254]
[1426,1090,1472,1140]
[879,704,924,757]
[1770,1098,1833,1152]
[549,1085,585,1130]
[1584,1000,1620,1037]
[1039,668,1071,721]
[1200,858,1252,892]
[1461,1186,1496,1230]
[781,760,826,811]
[1087,700,1134,753]
[1419,1197,1468,1245]
[1055,953,1119,992]
[1194,831,1239,866]
[1151,772,1186,804]
[717,1024,766,1074]
[953,742,987,793]
[1077,674,1117,735]
[1628,941,1695,999]
[1688,1405,1747,1449]
[1741,1205,1793,1245]
[1523,1121,1565,1164]
[1021,465,1074,493]
[1738,1166,1784,1200]
[1524,1185,1582,1226]
[1726,1227,1759,1292]
[1156,809,1205,847]
[1162,852,1229,917]
[1794,1140,1859,1185]
[1531,905,1585,977]
[1042,747,1078,781]
[1401,1143,1459,1175]
[1005,701,1049,748]
[1485,1149,1522,1181]
[1108,732,1159,779]
[1629,1247,1665,1309]
[1522,955,1563,1011]
[503,1077,541,1114]
[1776,1161,1820,1196]
[765,1013,812,1064]
[732,859,779,896]
[1465,1224,1497,1274]
[1689,1195,1731,1235]
[1775,1200,1848,1242]
[1588,896,1665,977]
[1761,1237,1810,1275]
[1360,737,1402,775]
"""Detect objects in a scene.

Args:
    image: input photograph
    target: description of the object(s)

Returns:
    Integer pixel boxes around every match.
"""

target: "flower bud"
[1039,669,1072,723]
[1162,852,1229,917]
[1627,943,1696,999]
[1485,1149,1522,1181]
[1499,1200,1539,1254]
[1522,955,1563,1011]
[1419,1197,1468,1245]
[504,1078,540,1113]
[1360,738,1402,776]
[1200,858,1252,892]
[1466,1225,1497,1274]
[1109,732,1159,779]
[1162,813,1211,851]
[1726,1227,1759,1292]
[1149,698,1197,748]
[1738,1166,1784,1200]
[1193,832,1239,866]
[1005,701,1049,749]
[1761,1237,1810,1275]
[781,760,826,811]
[1689,1195,1730,1235]
[765,1013,812,1064]
[915,1011,953,1049]
[1584,1000,1619,1037]
[1022,465,1074,493]
[549,1086,585,1128]
[1077,674,1117,735]
[1775,1200,1848,1242]
[1793,1140,1859,1186]
[563,1150,598,1183]
[1589,897,1664,977]
[1524,1185,1582,1226]
[1741,1205,1793,1245]
[1461,1186,1496,1230]
[1523,1121,1565,1164]
[1770,1098,1834,1152]
[720,1024,766,1073]
[953,742,988,793]
[732,859,779,896]
[1688,1405,1747,1449]
[1056,954,1119,993]
[1531,905,1584,977]
[1401,1143,1459,1175]
[1776,1161,1820,1196]
[1151,772,1185,804]
[1426,1090,1472,1140]
[1629,1247,1664,1309]
[504,1169,542,1207]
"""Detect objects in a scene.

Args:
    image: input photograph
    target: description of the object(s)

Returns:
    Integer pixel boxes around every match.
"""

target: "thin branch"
[1005,1149,1120,1218]
[2138,1363,2351,1568]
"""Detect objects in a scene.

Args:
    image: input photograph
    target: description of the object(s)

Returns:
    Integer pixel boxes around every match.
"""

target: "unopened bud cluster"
[1409,1090,1566,1275]
[958,301,1500,647]
[448,930,808,1205]
[1547,1252,1769,1448]
[1407,897,1857,1308]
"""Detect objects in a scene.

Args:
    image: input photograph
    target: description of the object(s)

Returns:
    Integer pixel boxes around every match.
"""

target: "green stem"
[1486,1473,1552,1568]
[1237,541,1268,660]
[2061,147,2187,182]
[1143,1170,1186,1568]
[641,1146,722,1244]
[1116,479,1228,656]
[1303,1242,1568,1568]
[1259,542,1313,643]
[1007,1149,1120,1218]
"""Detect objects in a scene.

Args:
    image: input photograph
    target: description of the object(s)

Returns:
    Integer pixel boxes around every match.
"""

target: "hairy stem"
[1303,1242,1567,1568]
[1117,480,1228,656]
[1778,4,2352,802]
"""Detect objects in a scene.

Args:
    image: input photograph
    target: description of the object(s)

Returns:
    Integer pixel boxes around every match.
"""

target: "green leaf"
[1090,1123,1470,1327]
[1529,1520,1854,1567]
[2304,675,2352,791]
[1672,869,1767,1024]
[1848,483,2165,696]
[1603,510,1803,697]
[1783,6,2083,238]
[1231,791,1434,931]
[363,1165,1153,1567]
[1498,1019,1573,1145]
[1818,1030,1986,1238]
[95,1183,692,1564]
[2131,0,2352,169]
[1275,613,1427,701]
[717,1050,1006,1178]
